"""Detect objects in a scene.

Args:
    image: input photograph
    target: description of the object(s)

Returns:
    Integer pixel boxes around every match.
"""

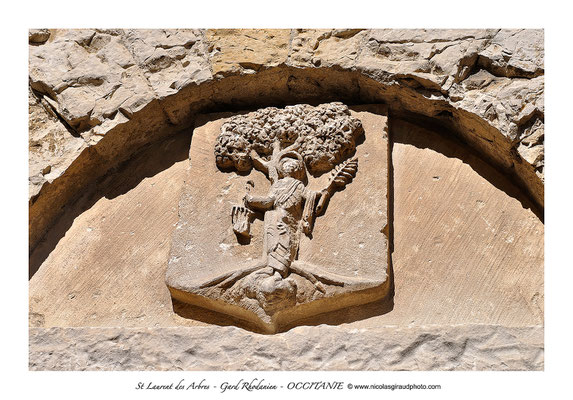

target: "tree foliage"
[214,102,363,175]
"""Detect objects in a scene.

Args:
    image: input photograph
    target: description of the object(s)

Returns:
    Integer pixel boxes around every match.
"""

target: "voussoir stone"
[29,29,51,44]
[206,29,291,77]
[288,29,367,69]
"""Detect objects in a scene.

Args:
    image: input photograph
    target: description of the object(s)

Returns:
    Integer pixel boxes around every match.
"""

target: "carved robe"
[261,176,318,276]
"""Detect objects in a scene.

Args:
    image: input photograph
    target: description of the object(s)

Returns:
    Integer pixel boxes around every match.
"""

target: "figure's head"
[278,151,306,181]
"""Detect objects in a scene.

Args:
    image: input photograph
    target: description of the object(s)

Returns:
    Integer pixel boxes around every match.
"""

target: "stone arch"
[29,64,543,267]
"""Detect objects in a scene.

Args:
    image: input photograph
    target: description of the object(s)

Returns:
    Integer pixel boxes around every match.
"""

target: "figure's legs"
[265,214,292,279]
[268,250,290,278]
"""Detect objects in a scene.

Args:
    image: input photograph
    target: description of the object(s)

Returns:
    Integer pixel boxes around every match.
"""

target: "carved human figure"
[197,103,363,316]
[247,146,319,278]
[202,140,358,298]
[163,102,392,329]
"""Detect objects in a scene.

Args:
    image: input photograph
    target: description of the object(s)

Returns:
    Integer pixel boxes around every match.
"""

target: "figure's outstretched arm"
[315,189,330,216]
[250,150,269,175]
[316,158,359,215]
[302,190,320,235]
[245,193,275,212]
[250,149,279,184]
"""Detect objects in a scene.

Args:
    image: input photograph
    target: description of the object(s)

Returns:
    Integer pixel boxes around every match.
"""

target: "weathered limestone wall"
[29,325,543,371]
[29,29,544,253]
[390,119,543,326]
[29,29,544,371]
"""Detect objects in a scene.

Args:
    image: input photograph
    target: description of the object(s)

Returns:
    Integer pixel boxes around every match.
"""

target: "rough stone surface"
[29,29,544,253]
[29,325,543,371]
[29,29,210,133]
[206,29,290,77]
[28,89,86,200]
[390,119,544,326]
[28,29,545,371]
[29,29,51,44]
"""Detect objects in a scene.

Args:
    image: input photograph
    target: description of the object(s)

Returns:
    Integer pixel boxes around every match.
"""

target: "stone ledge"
[29,324,543,371]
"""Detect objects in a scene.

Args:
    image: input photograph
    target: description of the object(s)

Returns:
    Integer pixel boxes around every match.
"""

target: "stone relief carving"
[166,103,390,333]
[214,103,362,175]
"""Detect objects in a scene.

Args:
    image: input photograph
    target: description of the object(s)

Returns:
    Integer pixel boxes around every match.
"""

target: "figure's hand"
[316,190,329,215]
[245,180,254,193]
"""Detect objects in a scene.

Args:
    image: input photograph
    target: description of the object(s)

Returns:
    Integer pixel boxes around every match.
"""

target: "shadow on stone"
[391,115,543,222]
[29,130,193,278]
[171,296,395,335]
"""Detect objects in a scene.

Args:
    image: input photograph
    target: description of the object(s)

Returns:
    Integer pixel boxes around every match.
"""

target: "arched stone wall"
[28,29,544,370]
[29,29,544,255]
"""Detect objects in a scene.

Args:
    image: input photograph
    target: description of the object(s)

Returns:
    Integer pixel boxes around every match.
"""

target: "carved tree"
[214,102,363,175]
[201,103,367,314]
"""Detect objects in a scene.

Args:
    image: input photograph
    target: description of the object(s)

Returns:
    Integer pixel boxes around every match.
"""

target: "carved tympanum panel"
[166,103,390,333]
